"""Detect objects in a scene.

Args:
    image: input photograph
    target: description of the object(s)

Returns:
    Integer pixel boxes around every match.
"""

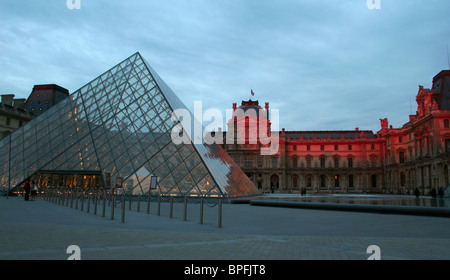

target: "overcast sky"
[1,0,449,133]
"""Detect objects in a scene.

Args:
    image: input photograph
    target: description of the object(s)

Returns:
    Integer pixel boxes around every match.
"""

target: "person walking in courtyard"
[23,180,31,201]
[31,181,38,201]
[414,188,420,198]
[438,188,444,199]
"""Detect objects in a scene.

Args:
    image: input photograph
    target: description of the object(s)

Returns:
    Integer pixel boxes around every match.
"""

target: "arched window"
[292,156,298,168]
[444,119,449,128]
[400,172,406,187]
[245,155,253,167]
[292,175,299,189]
[334,156,340,168]
[334,175,340,188]
[272,157,278,168]
[306,155,313,168]
[306,175,313,188]
[270,174,279,190]
[320,174,327,188]
[371,174,377,188]
[348,156,353,168]
[320,156,326,168]
[370,155,377,167]
[348,174,354,188]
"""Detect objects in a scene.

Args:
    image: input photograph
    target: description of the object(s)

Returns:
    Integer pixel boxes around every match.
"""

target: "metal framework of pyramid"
[0,52,260,198]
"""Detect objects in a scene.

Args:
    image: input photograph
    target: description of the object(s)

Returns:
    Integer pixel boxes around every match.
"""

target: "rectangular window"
[399,152,405,164]
[371,159,377,167]
[348,145,352,151]
[293,145,297,151]
[272,157,278,168]
[257,156,263,168]
[348,158,353,168]
[334,157,339,168]
[307,145,311,151]
[320,157,326,168]
[233,155,240,165]
[245,155,253,167]
[293,157,298,168]
[321,145,324,151]
[334,145,338,151]
[348,175,354,188]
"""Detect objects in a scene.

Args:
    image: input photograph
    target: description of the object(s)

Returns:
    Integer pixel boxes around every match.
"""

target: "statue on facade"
[380,118,388,129]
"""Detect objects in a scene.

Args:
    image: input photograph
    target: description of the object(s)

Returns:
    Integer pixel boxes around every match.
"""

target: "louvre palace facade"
[218,70,450,195]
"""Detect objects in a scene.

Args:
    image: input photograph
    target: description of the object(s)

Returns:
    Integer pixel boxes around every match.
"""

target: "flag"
[251,89,255,96]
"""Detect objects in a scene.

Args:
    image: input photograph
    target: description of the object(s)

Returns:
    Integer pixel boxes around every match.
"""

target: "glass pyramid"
[0,52,260,198]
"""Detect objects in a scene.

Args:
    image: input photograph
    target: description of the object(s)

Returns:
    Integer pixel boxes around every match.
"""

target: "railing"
[42,188,224,228]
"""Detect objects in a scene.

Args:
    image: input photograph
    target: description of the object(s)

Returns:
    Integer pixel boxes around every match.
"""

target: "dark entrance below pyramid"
[32,170,103,190]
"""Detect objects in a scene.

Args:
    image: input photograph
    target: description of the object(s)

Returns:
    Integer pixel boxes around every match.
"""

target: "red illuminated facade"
[220,70,450,194]
[24,84,69,116]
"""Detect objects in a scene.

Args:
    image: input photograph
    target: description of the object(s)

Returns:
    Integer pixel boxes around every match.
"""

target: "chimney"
[1,94,14,106]
[232,103,237,112]
[265,102,269,119]
[13,98,26,109]
[355,127,359,131]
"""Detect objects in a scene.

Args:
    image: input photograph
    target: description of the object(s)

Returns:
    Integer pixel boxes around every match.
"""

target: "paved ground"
[1,195,450,260]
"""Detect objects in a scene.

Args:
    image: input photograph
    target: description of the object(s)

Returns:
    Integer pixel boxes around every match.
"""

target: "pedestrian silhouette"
[414,188,420,198]
[23,180,31,201]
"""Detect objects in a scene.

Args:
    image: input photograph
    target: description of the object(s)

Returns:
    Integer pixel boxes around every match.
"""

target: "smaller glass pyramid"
[0,52,260,198]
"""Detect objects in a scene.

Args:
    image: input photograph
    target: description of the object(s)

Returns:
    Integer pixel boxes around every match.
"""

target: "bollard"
[102,190,106,218]
[81,191,84,211]
[94,191,98,215]
[121,195,125,223]
[87,193,91,213]
[170,196,173,218]
[66,190,69,207]
[129,194,132,211]
[70,190,74,208]
[184,196,187,221]
[200,198,204,224]
[137,194,141,212]
[75,189,79,210]
[111,195,115,220]
[157,195,161,216]
[147,193,150,214]
[218,199,222,228]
